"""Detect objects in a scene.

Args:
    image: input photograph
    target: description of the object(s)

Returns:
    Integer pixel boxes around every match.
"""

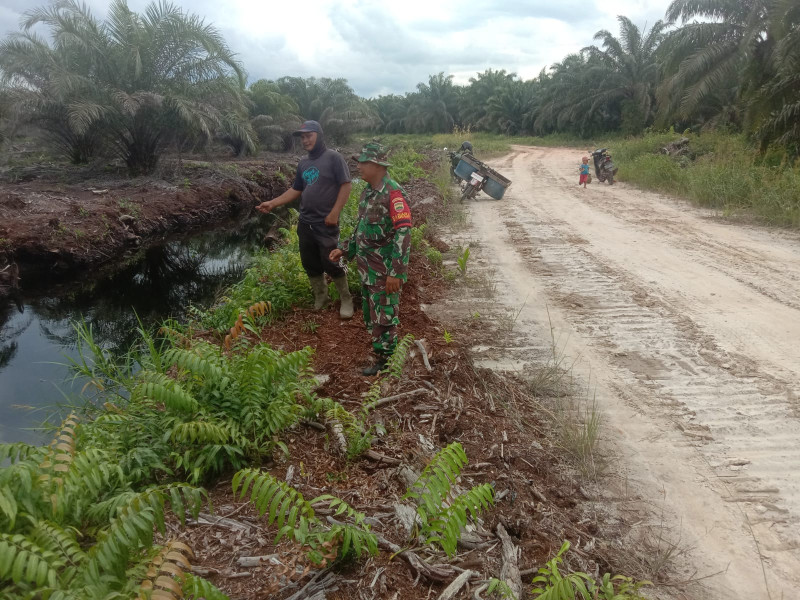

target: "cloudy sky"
[0,0,671,97]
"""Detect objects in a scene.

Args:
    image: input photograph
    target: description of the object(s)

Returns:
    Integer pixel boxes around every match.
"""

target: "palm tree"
[460,69,517,131]
[586,16,667,133]
[658,0,772,128]
[534,53,614,136]
[368,94,410,133]
[747,0,800,149]
[0,0,249,173]
[485,79,537,135]
[275,76,377,142]
[405,72,460,133]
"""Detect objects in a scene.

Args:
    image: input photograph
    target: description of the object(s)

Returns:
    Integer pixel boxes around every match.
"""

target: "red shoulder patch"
[389,190,412,230]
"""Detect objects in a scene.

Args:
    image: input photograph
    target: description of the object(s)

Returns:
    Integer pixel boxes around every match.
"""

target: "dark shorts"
[297,221,346,278]
[579,174,588,183]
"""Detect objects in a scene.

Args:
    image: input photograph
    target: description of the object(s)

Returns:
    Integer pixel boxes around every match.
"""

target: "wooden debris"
[187,512,252,533]
[374,533,460,582]
[284,570,338,600]
[374,387,431,408]
[364,449,403,466]
[415,339,433,371]
[236,554,280,568]
[496,524,522,600]
[393,502,419,534]
[472,582,490,600]
[328,420,348,455]
[437,569,474,600]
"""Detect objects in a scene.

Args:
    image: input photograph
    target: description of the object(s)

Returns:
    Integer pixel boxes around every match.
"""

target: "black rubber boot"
[362,358,387,377]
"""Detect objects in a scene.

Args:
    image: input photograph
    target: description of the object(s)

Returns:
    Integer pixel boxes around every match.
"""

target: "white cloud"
[0,0,671,96]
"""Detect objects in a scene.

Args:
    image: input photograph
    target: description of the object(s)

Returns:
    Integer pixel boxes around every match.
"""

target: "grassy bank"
[378,131,800,228]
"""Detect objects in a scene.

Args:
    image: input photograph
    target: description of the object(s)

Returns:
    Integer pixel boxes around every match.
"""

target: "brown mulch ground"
[154,169,642,600]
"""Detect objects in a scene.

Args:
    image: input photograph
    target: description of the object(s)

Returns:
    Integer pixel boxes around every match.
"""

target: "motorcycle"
[460,170,484,201]
[591,148,618,185]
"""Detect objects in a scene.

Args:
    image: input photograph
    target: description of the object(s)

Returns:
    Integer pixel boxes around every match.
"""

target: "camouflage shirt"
[342,175,412,282]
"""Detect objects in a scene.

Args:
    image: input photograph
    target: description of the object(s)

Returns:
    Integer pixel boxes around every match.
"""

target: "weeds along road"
[468,146,800,599]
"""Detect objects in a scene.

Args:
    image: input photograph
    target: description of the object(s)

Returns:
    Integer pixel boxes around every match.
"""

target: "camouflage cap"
[352,142,391,166]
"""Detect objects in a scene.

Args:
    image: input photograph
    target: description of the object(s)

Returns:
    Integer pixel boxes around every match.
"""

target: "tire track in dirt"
[459,146,800,599]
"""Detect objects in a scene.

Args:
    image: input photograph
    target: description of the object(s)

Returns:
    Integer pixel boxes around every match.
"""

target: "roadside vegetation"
[1,0,792,597]
[0,144,656,599]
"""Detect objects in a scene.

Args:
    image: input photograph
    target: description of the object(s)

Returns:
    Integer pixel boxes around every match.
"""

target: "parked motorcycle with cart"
[591,148,618,184]
[450,151,512,202]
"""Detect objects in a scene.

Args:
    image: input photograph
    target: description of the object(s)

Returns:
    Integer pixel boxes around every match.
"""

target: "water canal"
[0,214,271,444]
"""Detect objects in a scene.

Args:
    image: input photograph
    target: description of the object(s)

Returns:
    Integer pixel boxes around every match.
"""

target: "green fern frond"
[325,402,358,430]
[87,483,204,577]
[308,495,377,559]
[88,506,158,575]
[310,494,367,525]
[323,521,379,560]
[164,346,225,382]
[61,448,125,508]
[0,533,62,588]
[425,484,495,556]
[487,578,518,599]
[182,572,230,599]
[29,521,85,568]
[404,442,468,516]
[86,491,137,524]
[169,421,231,445]
[232,468,315,543]
[134,372,199,413]
[0,485,18,529]
[385,333,415,379]
[0,442,41,464]
[361,379,383,414]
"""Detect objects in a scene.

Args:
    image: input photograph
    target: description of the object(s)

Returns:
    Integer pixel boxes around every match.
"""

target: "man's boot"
[309,275,329,310]
[332,276,353,319]
[362,357,387,377]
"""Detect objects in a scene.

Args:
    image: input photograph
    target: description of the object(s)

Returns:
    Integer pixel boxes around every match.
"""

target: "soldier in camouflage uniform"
[329,142,412,376]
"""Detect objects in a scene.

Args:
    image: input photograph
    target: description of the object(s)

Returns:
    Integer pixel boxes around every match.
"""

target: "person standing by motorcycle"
[579,156,590,188]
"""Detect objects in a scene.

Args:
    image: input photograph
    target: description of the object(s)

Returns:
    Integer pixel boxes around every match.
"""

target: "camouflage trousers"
[361,282,400,357]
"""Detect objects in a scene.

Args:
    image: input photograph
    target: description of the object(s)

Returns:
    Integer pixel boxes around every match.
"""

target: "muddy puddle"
[0,214,272,444]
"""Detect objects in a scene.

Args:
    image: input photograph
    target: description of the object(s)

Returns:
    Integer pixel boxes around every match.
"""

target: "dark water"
[0,214,271,445]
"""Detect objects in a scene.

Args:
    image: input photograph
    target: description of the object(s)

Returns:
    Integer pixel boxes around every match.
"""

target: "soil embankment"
[0,160,293,292]
[452,146,800,599]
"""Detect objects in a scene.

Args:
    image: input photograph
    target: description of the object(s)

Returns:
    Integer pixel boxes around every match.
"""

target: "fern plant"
[487,578,519,599]
[531,541,650,600]
[0,415,210,599]
[403,442,495,556]
[383,333,415,379]
[83,336,316,484]
[531,542,593,600]
[233,468,377,564]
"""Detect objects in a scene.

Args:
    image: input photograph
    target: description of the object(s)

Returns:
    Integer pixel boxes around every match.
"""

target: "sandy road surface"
[459,146,800,598]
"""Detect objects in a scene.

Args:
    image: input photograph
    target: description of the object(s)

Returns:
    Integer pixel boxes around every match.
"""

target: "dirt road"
[461,146,800,598]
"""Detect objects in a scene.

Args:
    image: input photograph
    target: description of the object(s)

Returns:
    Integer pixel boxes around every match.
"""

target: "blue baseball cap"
[293,120,323,135]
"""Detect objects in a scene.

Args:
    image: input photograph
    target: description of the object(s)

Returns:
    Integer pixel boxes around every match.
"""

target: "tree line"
[1,0,798,174]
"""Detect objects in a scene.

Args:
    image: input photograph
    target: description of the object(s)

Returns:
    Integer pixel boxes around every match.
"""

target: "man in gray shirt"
[257,120,353,318]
